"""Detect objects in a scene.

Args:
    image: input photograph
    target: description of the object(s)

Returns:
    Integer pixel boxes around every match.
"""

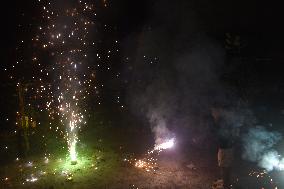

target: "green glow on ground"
[59,154,93,172]
[0,117,123,188]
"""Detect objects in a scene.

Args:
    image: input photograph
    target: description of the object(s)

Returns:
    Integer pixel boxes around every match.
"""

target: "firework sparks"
[135,157,158,172]
[247,169,279,188]
[25,175,38,183]
[153,138,175,151]
[3,0,123,156]
[23,0,100,164]
[130,138,175,172]
[1,4,122,183]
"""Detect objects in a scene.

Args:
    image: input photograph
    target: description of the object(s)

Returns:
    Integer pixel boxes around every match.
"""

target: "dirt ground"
[0,143,219,189]
[0,109,284,189]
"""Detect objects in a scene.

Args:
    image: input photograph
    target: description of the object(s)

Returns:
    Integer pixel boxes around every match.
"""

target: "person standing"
[211,106,234,189]
[17,81,30,158]
[217,137,233,189]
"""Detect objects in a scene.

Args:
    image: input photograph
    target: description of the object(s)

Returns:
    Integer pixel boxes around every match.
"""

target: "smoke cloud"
[242,126,284,171]
[122,0,240,145]
[122,0,259,149]
[121,0,284,173]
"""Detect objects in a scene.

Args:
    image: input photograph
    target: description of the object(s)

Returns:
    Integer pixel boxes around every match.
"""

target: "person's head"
[210,102,230,121]
[211,107,222,121]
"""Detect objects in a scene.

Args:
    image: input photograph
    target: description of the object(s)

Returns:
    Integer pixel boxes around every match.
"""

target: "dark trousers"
[17,128,30,158]
[221,167,231,189]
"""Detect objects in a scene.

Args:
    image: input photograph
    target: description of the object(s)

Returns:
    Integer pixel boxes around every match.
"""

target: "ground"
[0,107,284,189]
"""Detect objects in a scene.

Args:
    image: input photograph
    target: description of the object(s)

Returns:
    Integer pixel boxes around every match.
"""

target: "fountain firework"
[26,0,98,163]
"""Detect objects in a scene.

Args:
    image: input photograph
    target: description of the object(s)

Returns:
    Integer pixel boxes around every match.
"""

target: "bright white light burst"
[133,138,175,172]
[70,138,77,162]
[154,138,175,151]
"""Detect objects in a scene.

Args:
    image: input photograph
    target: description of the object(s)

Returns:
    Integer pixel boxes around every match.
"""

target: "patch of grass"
[0,114,125,188]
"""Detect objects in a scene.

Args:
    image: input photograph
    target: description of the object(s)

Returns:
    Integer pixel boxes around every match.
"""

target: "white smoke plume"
[242,126,284,171]
[148,110,173,145]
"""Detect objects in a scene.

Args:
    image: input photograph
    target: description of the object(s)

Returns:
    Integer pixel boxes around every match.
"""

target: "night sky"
[2,1,283,68]
[1,0,284,129]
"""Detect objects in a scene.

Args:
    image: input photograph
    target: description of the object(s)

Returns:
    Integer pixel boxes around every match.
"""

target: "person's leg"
[220,167,226,188]
[223,167,231,189]
[17,128,24,158]
[23,128,30,157]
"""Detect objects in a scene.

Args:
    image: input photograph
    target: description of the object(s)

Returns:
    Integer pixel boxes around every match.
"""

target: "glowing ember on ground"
[131,138,175,172]
[25,174,38,183]
[246,169,280,189]
[25,161,33,167]
[134,157,158,172]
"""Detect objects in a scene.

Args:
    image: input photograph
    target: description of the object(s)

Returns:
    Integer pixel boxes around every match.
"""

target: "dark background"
[1,0,284,130]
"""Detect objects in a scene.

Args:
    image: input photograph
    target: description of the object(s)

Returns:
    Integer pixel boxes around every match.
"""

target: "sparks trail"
[125,138,175,172]
[42,1,95,163]
[245,169,279,188]
[23,0,99,163]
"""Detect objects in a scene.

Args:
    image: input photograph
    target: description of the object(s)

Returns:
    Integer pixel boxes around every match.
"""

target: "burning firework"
[43,2,93,164]
[153,138,175,151]
[13,0,100,164]
[131,138,175,172]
